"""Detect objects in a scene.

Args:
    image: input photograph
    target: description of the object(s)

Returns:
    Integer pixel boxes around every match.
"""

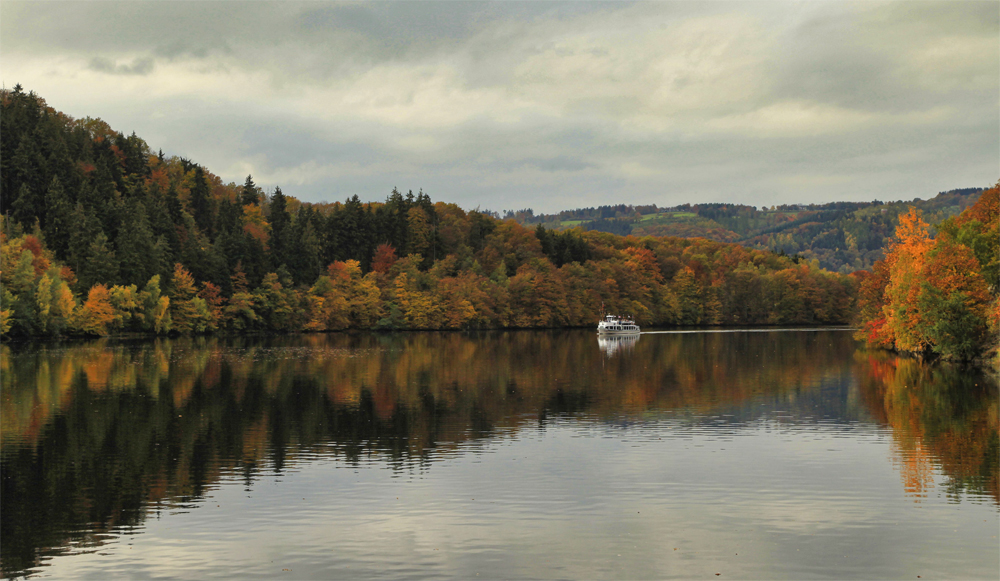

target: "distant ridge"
[507,188,986,273]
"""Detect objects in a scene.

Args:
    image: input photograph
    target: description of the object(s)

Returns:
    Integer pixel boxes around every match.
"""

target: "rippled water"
[2,330,997,579]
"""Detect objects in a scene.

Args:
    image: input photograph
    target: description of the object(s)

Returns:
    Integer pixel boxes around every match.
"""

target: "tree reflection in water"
[854,351,998,504]
[1,331,996,577]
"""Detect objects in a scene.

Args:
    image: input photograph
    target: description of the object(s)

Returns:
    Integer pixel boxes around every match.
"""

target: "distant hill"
[510,189,985,273]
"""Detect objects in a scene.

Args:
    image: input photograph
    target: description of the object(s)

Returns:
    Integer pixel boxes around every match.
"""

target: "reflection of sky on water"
[41,416,998,580]
[3,330,997,579]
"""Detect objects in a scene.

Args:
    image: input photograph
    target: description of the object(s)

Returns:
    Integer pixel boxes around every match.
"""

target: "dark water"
[2,330,997,579]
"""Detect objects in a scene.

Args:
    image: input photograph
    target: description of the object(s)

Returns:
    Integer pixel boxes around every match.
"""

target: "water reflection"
[1,331,996,578]
[596,333,639,356]
[854,352,999,503]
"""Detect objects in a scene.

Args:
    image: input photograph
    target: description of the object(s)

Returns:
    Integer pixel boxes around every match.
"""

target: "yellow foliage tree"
[73,284,115,336]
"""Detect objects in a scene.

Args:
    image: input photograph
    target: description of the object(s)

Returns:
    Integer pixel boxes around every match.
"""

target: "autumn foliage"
[0,84,870,339]
[855,184,999,360]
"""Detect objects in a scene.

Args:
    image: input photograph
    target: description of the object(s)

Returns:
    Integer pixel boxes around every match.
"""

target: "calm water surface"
[2,330,997,579]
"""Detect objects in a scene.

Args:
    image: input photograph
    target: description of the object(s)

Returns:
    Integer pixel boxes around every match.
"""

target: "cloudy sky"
[2,1,996,212]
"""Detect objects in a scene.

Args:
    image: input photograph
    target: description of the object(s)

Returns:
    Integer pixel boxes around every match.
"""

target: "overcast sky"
[2,1,997,212]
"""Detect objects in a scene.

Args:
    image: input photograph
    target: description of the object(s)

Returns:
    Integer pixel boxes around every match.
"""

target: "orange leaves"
[891,208,933,257]
[923,238,989,307]
[436,273,496,328]
[882,208,934,352]
[858,202,996,358]
[171,263,198,301]
[242,205,271,246]
[622,246,662,282]
[198,282,225,331]
[145,163,171,193]
[508,262,568,328]
[327,259,362,284]
[109,143,127,167]
[956,182,998,229]
[372,244,398,274]
[305,275,349,331]
[21,236,51,276]
[74,284,115,336]
[437,281,476,329]
[243,223,269,246]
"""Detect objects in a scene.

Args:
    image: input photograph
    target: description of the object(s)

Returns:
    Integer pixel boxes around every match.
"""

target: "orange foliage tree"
[856,185,999,360]
[73,284,115,336]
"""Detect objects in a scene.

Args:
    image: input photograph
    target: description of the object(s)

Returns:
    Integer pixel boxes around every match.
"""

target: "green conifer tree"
[79,232,120,290]
[43,176,73,259]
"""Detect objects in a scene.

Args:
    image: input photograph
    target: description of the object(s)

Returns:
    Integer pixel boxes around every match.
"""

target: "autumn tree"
[224,265,258,331]
[73,284,115,336]
[856,192,999,360]
[169,263,211,334]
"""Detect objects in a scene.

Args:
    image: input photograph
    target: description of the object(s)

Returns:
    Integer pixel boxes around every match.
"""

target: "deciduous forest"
[1,86,996,362]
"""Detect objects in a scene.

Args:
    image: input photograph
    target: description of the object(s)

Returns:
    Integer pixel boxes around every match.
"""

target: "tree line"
[2,85,858,337]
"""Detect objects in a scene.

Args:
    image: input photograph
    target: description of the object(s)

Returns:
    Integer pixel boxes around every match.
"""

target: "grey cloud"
[153,42,218,61]
[88,56,155,76]
[293,2,618,50]
[766,2,998,115]
[526,157,595,173]
[771,22,897,111]
[2,1,995,214]
[2,2,244,55]
[873,0,998,37]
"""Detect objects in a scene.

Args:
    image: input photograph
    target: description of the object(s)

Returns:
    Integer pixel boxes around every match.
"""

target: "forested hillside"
[1,86,857,337]
[514,190,984,274]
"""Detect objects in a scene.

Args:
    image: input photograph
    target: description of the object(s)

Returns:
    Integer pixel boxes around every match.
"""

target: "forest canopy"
[0,84,953,340]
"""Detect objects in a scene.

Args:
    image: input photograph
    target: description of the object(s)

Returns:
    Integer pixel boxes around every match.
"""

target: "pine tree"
[9,128,47,225]
[288,208,322,285]
[116,198,157,286]
[241,174,260,207]
[67,203,100,277]
[80,232,120,290]
[268,186,290,270]
[189,166,214,236]
[11,183,39,229]
[43,176,73,259]
[91,160,123,240]
[215,197,241,235]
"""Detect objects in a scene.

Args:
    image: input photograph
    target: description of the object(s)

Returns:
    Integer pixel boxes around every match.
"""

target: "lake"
[2,329,997,579]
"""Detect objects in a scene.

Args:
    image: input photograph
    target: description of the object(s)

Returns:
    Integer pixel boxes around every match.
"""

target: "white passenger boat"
[597,314,640,335]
